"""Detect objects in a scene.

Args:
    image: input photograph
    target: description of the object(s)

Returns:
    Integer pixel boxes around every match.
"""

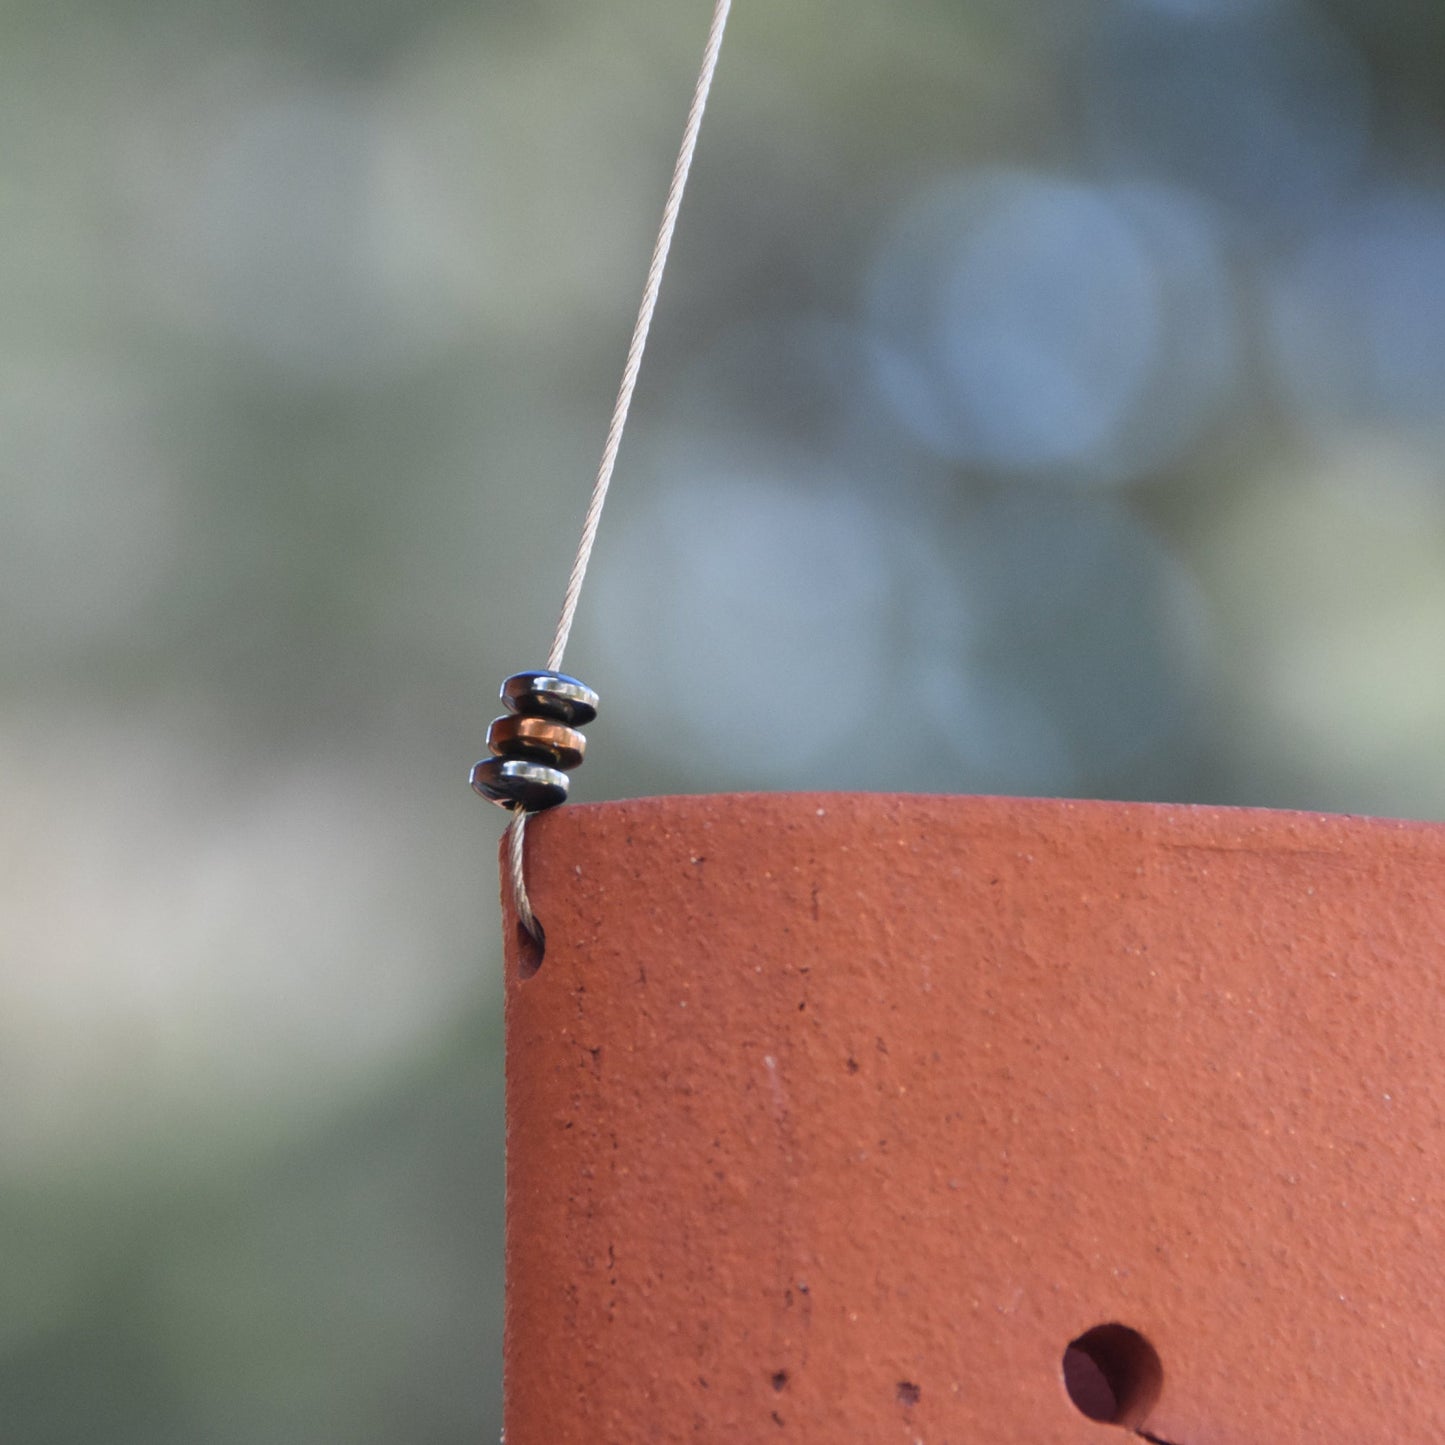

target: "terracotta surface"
[502,793,1445,1443]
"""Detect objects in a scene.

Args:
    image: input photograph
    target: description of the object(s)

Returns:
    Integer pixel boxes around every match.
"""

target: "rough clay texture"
[502,793,1445,1444]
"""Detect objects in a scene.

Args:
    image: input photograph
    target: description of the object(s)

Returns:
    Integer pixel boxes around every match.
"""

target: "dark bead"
[470,756,570,812]
[487,714,587,770]
[501,671,599,727]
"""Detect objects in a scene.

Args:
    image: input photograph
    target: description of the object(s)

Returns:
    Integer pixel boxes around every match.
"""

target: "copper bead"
[487,714,587,771]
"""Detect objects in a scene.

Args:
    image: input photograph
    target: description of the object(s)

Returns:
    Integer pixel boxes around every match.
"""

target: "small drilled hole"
[1062,1324,1162,1429]
[516,917,545,979]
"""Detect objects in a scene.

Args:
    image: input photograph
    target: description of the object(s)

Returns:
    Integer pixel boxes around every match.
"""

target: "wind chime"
[473,5,1445,1441]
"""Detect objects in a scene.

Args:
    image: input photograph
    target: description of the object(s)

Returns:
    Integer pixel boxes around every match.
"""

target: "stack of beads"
[470,671,599,812]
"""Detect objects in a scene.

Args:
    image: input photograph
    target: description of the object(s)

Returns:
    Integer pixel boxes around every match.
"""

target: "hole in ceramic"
[516,917,545,979]
[1062,1323,1162,1428]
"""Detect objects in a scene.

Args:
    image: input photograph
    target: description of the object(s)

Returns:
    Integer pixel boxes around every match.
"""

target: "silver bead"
[470,757,570,812]
[501,671,600,727]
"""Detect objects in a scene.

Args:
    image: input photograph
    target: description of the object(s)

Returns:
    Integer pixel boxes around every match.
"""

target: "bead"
[471,757,570,812]
[501,671,600,727]
[487,714,587,770]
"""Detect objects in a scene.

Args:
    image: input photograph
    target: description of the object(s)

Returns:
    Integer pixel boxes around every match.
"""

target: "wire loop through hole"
[1062,1323,1163,1429]
[516,917,545,978]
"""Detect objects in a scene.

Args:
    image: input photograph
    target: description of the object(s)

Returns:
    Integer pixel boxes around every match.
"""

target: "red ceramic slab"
[502,793,1445,1443]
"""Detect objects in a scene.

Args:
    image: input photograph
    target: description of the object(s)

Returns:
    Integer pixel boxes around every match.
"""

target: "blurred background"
[4,0,1444,1437]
